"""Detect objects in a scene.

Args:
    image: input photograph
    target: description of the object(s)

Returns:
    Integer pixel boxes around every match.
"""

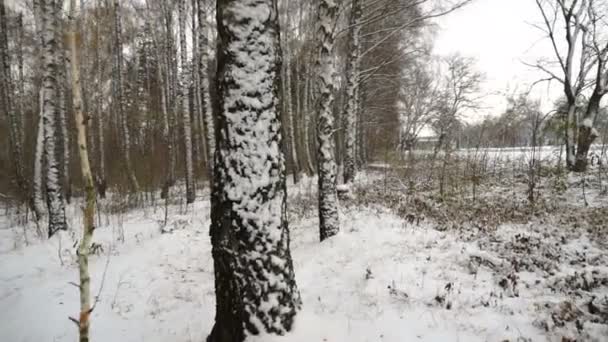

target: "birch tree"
[55,2,72,203]
[279,1,300,183]
[191,0,203,166]
[209,0,300,340]
[94,0,106,197]
[32,0,47,220]
[316,0,341,241]
[113,0,139,193]
[282,39,300,183]
[197,0,215,177]
[342,0,362,185]
[179,0,195,203]
[38,0,67,237]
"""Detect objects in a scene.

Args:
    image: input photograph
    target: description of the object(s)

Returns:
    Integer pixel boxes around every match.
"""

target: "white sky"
[433,0,563,121]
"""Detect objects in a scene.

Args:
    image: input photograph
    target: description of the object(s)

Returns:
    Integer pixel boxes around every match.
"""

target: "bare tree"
[432,54,483,156]
[573,0,608,171]
[398,58,437,156]
[532,0,596,171]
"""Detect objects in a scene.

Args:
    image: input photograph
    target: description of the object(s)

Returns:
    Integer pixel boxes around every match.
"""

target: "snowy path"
[1,191,607,341]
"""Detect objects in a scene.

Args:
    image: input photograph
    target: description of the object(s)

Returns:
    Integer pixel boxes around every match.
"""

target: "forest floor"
[1,148,608,342]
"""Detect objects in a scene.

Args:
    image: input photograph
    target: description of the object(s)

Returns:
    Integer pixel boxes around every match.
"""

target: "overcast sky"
[433,0,563,121]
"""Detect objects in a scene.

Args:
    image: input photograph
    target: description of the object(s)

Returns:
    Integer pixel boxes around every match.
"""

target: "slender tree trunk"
[179,0,195,203]
[55,2,72,203]
[15,13,25,148]
[281,18,300,184]
[59,61,72,203]
[208,1,300,340]
[198,0,215,178]
[159,61,174,199]
[282,37,300,183]
[40,0,67,237]
[33,100,47,219]
[113,0,139,193]
[67,2,96,341]
[294,55,302,173]
[94,0,106,198]
[32,0,47,220]
[342,0,361,184]
[191,0,202,167]
[192,0,208,171]
[316,0,341,241]
[565,102,577,170]
[302,66,314,174]
[160,6,176,198]
[574,92,603,172]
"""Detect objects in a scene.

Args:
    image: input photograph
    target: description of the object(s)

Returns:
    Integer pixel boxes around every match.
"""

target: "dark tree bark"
[208,0,301,341]
[1,1,28,201]
[574,92,602,172]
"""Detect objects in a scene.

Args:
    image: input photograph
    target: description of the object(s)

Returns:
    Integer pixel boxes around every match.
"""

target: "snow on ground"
[1,172,607,342]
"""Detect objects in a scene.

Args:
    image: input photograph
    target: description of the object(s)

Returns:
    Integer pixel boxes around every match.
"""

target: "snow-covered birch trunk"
[179,0,195,203]
[40,0,67,237]
[94,0,106,198]
[197,0,215,178]
[113,0,139,193]
[32,0,47,220]
[208,0,300,340]
[67,2,96,340]
[315,0,341,241]
[342,0,361,185]
[33,104,47,220]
